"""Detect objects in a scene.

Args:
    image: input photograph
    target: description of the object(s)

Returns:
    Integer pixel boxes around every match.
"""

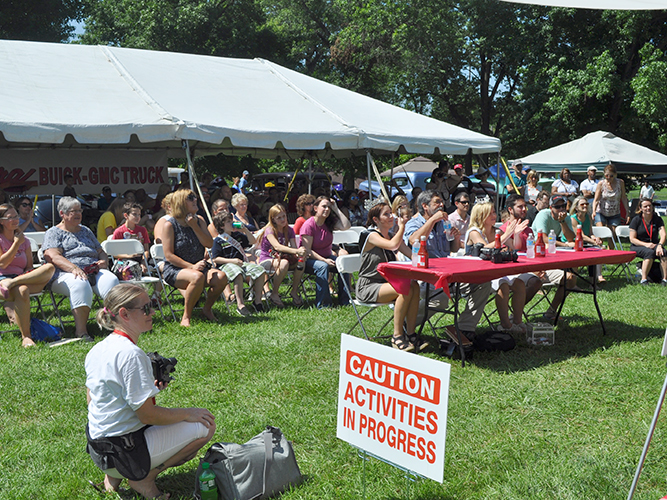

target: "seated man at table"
[404,190,492,339]
[531,194,577,322]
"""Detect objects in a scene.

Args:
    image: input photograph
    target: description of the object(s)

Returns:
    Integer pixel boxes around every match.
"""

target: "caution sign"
[336,334,450,482]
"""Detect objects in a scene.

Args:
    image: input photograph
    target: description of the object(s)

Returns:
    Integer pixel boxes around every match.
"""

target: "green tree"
[0,0,83,42]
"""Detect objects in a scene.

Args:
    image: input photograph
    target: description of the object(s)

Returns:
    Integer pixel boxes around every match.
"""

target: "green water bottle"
[199,462,218,500]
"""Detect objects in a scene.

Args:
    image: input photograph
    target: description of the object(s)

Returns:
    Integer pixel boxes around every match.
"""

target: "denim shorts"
[594,212,622,227]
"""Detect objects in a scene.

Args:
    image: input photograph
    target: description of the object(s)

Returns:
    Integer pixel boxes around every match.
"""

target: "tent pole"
[366,152,373,201]
[182,140,213,224]
[308,158,313,195]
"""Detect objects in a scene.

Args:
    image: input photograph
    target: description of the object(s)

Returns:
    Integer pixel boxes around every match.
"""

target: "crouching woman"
[85,284,215,499]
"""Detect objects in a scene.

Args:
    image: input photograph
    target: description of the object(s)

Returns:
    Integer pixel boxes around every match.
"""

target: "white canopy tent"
[518,130,667,174]
[499,0,667,9]
[0,39,500,194]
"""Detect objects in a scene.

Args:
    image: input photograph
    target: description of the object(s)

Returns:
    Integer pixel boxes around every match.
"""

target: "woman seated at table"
[465,201,527,334]
[300,196,351,309]
[629,197,667,285]
[257,204,307,307]
[15,196,47,232]
[85,284,215,499]
[161,190,227,326]
[43,197,119,341]
[293,194,315,235]
[0,204,55,347]
[567,196,604,282]
[357,202,422,352]
[231,193,259,233]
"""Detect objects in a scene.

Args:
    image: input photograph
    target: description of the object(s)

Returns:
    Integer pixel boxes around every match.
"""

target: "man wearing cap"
[507,160,529,197]
[580,166,599,211]
[531,194,577,322]
[471,166,496,201]
[239,170,249,194]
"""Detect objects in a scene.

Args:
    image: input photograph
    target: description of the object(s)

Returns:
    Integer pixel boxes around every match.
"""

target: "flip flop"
[88,480,104,493]
[291,295,304,307]
[269,294,284,308]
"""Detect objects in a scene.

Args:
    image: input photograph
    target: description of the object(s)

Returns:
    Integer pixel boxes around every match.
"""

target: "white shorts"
[103,421,209,479]
[491,273,536,291]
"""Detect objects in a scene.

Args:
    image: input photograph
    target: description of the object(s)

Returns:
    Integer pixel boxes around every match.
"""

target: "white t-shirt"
[579,178,599,203]
[85,334,159,440]
[641,184,655,200]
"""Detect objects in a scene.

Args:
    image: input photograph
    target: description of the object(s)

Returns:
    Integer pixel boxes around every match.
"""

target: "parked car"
[248,172,331,197]
[655,199,667,217]
[358,171,432,201]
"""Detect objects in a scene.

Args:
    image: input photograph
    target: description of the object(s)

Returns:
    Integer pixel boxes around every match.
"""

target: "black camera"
[468,243,518,263]
[147,352,178,385]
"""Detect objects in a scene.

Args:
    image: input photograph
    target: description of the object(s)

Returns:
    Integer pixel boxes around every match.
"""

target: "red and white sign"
[336,334,450,482]
[0,150,168,194]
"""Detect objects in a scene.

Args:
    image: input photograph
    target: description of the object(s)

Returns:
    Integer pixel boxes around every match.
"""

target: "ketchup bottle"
[574,224,584,252]
[535,230,546,257]
[417,235,429,268]
[494,230,502,249]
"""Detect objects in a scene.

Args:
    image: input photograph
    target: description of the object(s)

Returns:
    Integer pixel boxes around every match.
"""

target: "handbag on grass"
[194,426,302,500]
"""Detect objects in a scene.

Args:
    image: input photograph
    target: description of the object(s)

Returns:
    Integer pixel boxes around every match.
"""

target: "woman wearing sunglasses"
[0,203,55,347]
[161,190,227,327]
[15,196,47,232]
[340,190,368,227]
[85,284,215,499]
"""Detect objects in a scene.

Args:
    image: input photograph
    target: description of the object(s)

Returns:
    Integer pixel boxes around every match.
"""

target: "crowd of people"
[1,161,661,350]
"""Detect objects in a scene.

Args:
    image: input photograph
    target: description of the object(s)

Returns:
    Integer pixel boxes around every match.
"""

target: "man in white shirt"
[448,191,470,245]
[640,179,655,201]
[579,166,599,212]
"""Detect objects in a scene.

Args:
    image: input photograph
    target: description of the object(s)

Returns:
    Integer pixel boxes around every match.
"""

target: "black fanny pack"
[86,424,151,481]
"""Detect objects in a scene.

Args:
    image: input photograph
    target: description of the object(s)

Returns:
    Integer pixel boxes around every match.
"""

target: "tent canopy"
[379,156,438,177]
[499,0,667,10]
[518,131,667,174]
[0,40,501,160]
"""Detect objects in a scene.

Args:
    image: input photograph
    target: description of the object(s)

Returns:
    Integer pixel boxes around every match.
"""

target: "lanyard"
[642,217,653,241]
[112,329,156,404]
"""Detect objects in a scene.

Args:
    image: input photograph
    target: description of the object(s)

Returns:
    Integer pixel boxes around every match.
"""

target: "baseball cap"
[243,170,249,175]
[453,164,463,170]
[521,165,531,174]
[587,166,597,172]
[550,195,567,207]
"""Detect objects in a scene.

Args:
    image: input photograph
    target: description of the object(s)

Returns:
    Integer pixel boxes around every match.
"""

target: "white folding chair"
[615,225,640,281]
[593,226,632,281]
[148,244,178,321]
[24,231,45,247]
[348,226,366,236]
[335,254,395,341]
[102,239,169,319]
[332,229,360,246]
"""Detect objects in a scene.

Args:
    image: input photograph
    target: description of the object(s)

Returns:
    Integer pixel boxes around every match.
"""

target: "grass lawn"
[2,273,667,500]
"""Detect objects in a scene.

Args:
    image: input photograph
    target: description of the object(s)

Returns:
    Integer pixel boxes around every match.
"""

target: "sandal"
[291,295,304,307]
[392,335,415,352]
[407,334,429,352]
[269,294,284,308]
[88,480,104,493]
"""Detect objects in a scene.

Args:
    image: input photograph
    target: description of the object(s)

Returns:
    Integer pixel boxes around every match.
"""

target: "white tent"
[0,39,500,193]
[499,0,667,10]
[518,130,667,174]
[379,156,438,177]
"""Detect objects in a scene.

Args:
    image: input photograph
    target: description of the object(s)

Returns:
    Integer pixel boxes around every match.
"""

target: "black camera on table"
[469,243,518,264]
[147,352,178,384]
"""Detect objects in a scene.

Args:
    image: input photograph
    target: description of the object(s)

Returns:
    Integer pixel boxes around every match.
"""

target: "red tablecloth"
[378,249,636,296]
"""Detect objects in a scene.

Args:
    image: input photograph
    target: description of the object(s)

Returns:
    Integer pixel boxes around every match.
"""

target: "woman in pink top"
[0,204,55,347]
[300,196,351,308]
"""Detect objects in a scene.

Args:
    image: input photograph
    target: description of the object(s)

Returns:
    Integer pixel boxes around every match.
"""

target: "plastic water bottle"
[443,219,454,241]
[199,462,218,500]
[526,233,535,258]
[548,230,556,254]
[411,239,420,266]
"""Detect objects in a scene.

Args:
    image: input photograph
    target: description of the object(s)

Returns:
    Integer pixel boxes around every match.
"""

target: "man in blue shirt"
[238,170,249,194]
[404,190,491,339]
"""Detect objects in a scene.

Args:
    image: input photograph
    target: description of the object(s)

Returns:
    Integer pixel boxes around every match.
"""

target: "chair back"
[102,239,144,258]
[336,254,362,275]
[150,244,165,261]
[24,231,45,246]
[616,225,631,239]
[592,226,613,240]
[332,229,360,246]
[26,237,38,253]
[348,226,366,236]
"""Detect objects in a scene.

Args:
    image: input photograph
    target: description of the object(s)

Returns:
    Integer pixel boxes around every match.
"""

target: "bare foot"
[22,337,36,347]
[202,308,217,322]
[127,479,166,499]
[180,317,191,327]
[104,474,122,492]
